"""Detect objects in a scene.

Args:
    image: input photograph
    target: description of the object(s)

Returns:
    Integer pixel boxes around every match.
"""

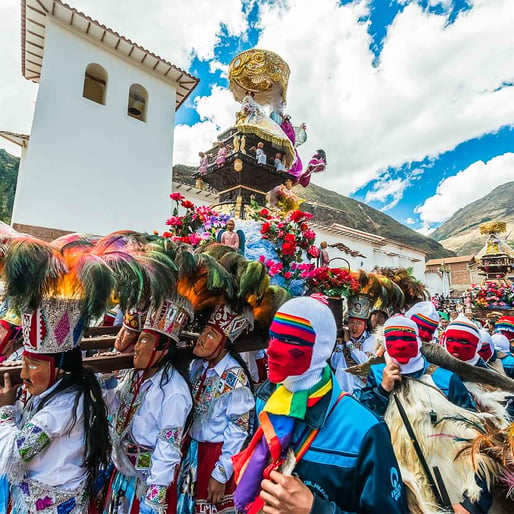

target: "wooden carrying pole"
[0,326,269,381]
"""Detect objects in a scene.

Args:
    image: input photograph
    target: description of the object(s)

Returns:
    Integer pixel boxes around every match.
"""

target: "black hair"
[152,333,194,431]
[33,348,111,497]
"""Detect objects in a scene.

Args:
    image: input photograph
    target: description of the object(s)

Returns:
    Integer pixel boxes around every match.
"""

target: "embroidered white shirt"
[331,332,376,395]
[109,366,192,489]
[189,353,255,483]
[0,379,87,490]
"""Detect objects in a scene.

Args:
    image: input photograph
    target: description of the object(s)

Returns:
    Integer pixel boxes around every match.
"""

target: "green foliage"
[0,149,20,224]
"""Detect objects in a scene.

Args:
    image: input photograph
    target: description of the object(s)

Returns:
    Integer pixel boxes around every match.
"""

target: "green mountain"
[0,149,20,224]
[431,181,514,255]
[173,164,454,260]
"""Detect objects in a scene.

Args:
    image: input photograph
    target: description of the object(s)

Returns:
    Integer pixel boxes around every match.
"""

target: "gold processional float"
[468,221,514,318]
[197,48,307,218]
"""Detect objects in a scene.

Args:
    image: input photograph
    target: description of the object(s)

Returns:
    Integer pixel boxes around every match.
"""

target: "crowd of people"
[0,231,513,513]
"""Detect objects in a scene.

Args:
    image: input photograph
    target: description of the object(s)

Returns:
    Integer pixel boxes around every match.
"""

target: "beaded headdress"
[144,295,193,342]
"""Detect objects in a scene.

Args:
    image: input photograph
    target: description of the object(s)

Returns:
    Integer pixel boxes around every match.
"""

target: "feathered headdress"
[373,267,429,308]
[187,243,289,342]
[4,236,114,353]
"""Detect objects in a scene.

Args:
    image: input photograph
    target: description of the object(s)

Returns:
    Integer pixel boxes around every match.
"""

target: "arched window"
[82,63,107,105]
[127,84,148,122]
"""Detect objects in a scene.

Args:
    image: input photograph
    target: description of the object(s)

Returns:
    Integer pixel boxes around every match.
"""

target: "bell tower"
[8,0,198,236]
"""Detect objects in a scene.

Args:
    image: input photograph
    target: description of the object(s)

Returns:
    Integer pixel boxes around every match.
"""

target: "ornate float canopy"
[228,49,290,105]
[480,221,507,235]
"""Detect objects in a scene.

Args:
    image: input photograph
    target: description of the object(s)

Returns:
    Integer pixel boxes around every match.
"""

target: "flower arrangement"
[163,193,230,247]
[249,208,319,292]
[470,280,514,309]
[304,266,360,298]
[254,208,318,266]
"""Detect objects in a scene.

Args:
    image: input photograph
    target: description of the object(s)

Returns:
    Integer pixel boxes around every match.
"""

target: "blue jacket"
[358,358,476,416]
[256,376,408,513]
[500,354,514,379]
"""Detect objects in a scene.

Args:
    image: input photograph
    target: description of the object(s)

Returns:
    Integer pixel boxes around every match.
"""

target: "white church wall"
[12,19,177,235]
[313,225,426,280]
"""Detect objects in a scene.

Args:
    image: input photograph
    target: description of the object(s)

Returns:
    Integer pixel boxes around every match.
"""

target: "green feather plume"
[74,253,115,321]
[4,237,67,310]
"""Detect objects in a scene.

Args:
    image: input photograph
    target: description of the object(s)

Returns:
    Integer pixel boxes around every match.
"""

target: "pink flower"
[165,216,183,226]
[170,192,185,201]
[308,246,320,258]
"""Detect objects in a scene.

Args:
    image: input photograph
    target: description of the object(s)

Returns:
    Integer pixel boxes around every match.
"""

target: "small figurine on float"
[298,149,327,187]
[274,152,286,171]
[216,142,228,167]
[198,151,209,175]
[250,141,267,165]
[217,218,246,254]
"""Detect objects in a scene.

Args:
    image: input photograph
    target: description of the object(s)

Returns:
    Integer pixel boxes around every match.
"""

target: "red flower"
[300,223,308,232]
[181,200,195,210]
[170,192,185,201]
[284,271,292,279]
[288,210,313,223]
[162,231,172,238]
[261,222,271,234]
[281,241,296,256]
[308,246,320,258]
[284,233,296,243]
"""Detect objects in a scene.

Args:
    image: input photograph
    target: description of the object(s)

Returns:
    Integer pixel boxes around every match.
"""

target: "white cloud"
[209,61,229,79]
[249,0,514,194]
[416,225,435,236]
[404,217,416,225]
[415,152,514,224]
[173,86,240,165]
[365,175,412,211]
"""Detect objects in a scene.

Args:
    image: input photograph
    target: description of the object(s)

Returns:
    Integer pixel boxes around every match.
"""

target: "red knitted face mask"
[385,333,419,365]
[417,327,434,343]
[445,331,478,362]
[267,337,313,384]
[478,342,493,362]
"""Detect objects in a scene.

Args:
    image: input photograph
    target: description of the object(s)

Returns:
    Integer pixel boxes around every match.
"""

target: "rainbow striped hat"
[496,316,514,334]
[405,301,440,338]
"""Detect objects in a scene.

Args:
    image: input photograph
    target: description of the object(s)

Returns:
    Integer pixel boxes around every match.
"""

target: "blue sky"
[176,0,514,234]
[1,0,513,236]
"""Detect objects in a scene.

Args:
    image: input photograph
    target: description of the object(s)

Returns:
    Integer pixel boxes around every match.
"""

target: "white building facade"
[311,223,426,280]
[7,0,197,235]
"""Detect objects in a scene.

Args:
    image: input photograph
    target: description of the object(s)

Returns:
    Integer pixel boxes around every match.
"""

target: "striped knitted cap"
[496,316,514,334]
[405,301,440,337]
[270,295,336,368]
[270,311,316,347]
[384,315,421,347]
[445,314,480,345]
